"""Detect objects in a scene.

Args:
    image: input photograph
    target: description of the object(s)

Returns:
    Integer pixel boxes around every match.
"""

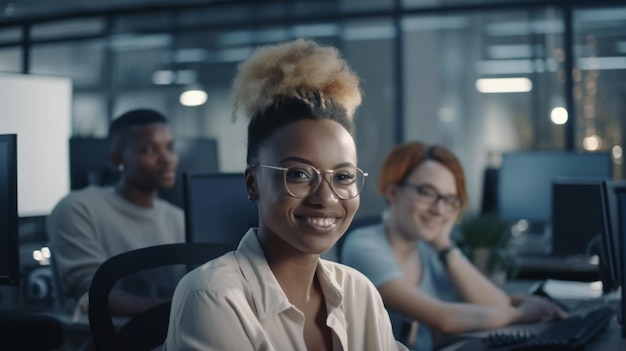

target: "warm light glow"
[511,219,529,237]
[475,78,532,93]
[583,135,601,151]
[179,89,207,107]
[550,107,568,125]
[33,250,43,261]
[613,145,623,160]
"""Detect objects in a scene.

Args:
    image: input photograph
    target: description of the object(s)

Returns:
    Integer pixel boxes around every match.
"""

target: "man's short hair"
[108,109,168,152]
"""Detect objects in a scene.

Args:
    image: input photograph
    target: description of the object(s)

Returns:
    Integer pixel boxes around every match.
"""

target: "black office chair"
[88,242,235,351]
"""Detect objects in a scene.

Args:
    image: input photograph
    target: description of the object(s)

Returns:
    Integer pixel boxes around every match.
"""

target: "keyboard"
[479,305,616,351]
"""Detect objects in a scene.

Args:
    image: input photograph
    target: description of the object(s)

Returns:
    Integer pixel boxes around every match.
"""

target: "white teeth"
[305,217,336,227]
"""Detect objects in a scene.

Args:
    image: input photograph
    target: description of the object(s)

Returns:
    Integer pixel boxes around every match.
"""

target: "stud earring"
[118,164,124,172]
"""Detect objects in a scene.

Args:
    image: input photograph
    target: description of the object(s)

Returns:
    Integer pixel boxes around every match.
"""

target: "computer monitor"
[498,151,612,224]
[158,138,219,208]
[69,137,219,207]
[0,134,19,286]
[183,172,258,247]
[551,178,605,257]
[616,189,626,336]
[599,180,626,293]
[69,137,117,190]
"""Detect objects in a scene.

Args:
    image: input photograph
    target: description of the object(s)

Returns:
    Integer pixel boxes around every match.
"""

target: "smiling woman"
[164,38,407,351]
[341,141,567,351]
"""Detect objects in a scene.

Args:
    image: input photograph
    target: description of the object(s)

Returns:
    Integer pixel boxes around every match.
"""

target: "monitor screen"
[551,178,605,257]
[159,138,219,208]
[498,152,612,223]
[616,189,626,335]
[183,172,257,247]
[69,137,218,208]
[69,137,117,191]
[602,181,626,295]
[0,134,19,286]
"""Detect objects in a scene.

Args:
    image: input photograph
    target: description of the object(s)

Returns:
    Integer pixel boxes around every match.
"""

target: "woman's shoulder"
[177,252,245,295]
[320,260,377,289]
[340,222,389,262]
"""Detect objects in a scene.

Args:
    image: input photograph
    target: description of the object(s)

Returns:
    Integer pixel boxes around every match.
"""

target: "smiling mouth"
[303,217,337,228]
[160,170,176,178]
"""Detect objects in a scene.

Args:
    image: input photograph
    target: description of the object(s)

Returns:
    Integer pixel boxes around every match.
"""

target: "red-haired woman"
[341,141,566,351]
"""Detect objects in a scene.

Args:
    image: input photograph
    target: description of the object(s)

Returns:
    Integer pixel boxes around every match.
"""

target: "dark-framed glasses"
[257,164,368,200]
[402,183,462,212]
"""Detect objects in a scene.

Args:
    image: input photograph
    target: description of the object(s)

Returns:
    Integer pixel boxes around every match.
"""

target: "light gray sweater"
[47,186,185,301]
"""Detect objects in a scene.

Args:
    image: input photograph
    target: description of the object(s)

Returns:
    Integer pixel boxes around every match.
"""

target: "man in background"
[47,108,185,321]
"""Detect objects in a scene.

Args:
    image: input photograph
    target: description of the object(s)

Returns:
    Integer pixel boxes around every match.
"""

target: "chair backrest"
[88,242,235,351]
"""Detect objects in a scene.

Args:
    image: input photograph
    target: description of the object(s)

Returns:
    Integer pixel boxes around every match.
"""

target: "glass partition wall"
[0,0,623,217]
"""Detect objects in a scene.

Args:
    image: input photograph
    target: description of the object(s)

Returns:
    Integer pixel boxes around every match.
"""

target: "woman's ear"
[384,184,399,205]
[244,168,258,201]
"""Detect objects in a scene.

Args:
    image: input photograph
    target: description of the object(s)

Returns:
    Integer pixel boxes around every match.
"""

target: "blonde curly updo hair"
[231,38,363,165]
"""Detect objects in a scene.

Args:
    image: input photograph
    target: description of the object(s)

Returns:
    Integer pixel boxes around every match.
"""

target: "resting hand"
[429,212,459,251]
[511,294,568,323]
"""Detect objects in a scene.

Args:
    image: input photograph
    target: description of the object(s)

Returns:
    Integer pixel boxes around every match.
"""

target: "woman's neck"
[385,220,420,259]
[258,230,320,306]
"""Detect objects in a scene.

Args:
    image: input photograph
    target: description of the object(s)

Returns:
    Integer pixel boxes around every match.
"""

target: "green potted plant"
[454,214,518,285]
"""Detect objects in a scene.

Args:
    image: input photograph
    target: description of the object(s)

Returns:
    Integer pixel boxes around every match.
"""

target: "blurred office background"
[0,0,624,219]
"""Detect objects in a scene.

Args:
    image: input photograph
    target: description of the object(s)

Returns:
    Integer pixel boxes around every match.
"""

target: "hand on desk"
[510,294,568,324]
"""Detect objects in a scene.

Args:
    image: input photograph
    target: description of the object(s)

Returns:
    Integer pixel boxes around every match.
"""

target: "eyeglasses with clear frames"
[257,164,368,200]
[402,183,463,213]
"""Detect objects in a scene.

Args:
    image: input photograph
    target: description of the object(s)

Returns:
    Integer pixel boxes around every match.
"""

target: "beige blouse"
[164,229,408,351]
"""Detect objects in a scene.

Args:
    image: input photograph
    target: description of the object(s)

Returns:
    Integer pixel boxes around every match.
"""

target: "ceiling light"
[293,24,339,38]
[475,78,532,93]
[583,135,601,151]
[612,145,622,160]
[343,24,395,40]
[172,48,209,63]
[109,34,171,51]
[487,45,533,59]
[180,89,207,107]
[550,107,568,125]
[577,56,626,70]
[402,16,467,31]
[476,60,534,75]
